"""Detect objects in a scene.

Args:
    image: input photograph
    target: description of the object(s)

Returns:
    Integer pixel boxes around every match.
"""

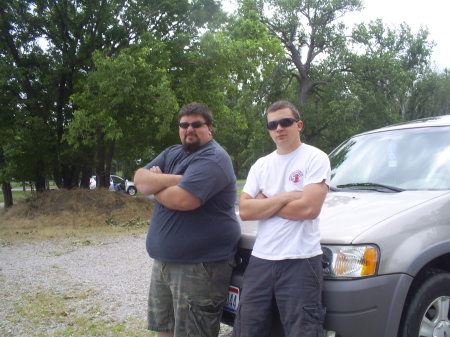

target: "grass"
[0,188,156,336]
[10,181,58,189]
[1,180,58,204]
[4,290,155,337]
[236,179,245,196]
[0,188,154,240]
[0,190,33,203]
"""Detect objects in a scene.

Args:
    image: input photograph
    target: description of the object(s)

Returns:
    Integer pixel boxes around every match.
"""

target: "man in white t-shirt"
[233,101,331,337]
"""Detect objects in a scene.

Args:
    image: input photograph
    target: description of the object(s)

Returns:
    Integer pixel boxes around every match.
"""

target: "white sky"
[223,0,450,71]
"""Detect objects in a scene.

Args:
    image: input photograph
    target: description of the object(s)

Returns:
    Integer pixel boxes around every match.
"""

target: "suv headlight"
[321,245,379,279]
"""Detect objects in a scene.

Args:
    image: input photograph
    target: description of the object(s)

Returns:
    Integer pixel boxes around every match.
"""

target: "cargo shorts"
[148,258,235,337]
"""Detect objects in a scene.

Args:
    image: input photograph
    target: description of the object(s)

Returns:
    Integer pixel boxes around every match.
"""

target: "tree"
[348,20,433,120]
[68,35,179,186]
[248,0,363,107]
[236,0,435,156]
[0,0,225,192]
[406,69,450,120]
[183,9,285,176]
[0,51,17,209]
[231,0,368,156]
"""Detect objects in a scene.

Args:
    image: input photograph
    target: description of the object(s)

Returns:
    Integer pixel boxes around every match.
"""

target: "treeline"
[1,0,449,209]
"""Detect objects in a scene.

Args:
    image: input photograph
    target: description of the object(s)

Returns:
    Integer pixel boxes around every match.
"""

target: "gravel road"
[0,234,233,336]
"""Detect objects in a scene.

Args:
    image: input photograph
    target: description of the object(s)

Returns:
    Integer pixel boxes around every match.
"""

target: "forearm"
[239,191,302,221]
[276,182,329,220]
[276,199,321,220]
[133,168,182,195]
[155,186,202,211]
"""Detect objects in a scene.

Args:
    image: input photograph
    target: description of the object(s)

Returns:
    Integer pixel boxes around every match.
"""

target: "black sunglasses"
[179,121,207,129]
[267,118,299,130]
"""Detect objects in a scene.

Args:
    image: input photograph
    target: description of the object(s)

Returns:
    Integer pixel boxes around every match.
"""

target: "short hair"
[178,103,214,126]
[267,101,300,120]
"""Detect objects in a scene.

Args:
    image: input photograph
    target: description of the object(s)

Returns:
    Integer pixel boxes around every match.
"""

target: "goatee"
[183,142,201,153]
[182,133,201,153]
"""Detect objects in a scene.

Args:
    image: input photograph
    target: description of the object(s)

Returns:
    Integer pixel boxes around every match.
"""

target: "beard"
[182,133,201,153]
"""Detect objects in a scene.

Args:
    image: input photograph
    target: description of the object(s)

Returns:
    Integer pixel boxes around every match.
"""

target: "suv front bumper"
[323,273,412,337]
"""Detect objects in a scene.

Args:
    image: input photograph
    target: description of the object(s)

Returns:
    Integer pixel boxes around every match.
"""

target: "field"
[0,188,155,336]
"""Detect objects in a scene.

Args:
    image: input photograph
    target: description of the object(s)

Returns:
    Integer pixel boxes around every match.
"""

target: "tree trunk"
[105,139,115,179]
[1,183,13,210]
[35,173,46,192]
[53,169,63,189]
[80,163,93,189]
[96,129,109,187]
[0,147,13,209]
[71,164,82,188]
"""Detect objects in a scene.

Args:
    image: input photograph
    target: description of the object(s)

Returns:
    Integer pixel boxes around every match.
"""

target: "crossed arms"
[134,167,202,211]
[239,181,328,221]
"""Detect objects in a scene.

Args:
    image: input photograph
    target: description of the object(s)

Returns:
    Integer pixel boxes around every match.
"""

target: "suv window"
[330,126,450,190]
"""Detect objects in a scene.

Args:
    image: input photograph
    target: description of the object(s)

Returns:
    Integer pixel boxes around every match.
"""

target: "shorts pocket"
[302,305,326,337]
[187,298,224,337]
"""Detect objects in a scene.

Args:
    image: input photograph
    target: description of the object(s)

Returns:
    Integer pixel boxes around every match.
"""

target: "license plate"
[224,285,240,313]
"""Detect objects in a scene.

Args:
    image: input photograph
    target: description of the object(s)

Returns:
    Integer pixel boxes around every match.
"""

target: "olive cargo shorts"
[148,258,235,337]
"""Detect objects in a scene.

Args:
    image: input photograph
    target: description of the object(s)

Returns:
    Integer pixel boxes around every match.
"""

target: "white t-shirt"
[242,144,331,260]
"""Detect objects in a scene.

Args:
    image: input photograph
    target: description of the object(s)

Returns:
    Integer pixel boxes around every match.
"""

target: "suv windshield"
[330,126,450,190]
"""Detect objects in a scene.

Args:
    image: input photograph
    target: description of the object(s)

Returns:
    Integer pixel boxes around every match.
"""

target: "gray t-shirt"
[144,140,241,262]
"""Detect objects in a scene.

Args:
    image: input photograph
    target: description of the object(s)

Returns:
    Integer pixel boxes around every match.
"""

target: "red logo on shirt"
[289,170,303,184]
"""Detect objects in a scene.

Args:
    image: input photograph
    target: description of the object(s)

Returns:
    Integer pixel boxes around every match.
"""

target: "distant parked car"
[89,175,137,196]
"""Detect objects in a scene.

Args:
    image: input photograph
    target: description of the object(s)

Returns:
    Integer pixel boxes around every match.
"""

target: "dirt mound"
[0,188,154,240]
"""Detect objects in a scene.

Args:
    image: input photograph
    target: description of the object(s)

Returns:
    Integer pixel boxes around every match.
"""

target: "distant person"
[134,102,241,337]
[113,181,123,191]
[233,101,331,337]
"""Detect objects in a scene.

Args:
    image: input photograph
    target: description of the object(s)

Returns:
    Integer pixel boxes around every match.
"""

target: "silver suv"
[223,115,450,337]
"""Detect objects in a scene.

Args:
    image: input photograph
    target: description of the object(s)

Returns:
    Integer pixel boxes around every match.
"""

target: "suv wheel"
[398,268,450,337]
[127,186,137,196]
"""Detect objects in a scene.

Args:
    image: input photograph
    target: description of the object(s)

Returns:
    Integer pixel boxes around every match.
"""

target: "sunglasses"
[179,121,207,129]
[267,118,299,130]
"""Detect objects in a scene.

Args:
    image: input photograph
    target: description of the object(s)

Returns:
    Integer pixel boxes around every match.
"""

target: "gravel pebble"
[0,234,233,336]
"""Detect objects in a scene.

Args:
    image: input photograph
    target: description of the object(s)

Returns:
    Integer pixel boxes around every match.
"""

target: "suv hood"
[237,190,449,248]
[320,190,448,244]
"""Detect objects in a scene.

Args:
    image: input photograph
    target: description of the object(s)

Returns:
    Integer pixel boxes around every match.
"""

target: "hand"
[149,166,162,174]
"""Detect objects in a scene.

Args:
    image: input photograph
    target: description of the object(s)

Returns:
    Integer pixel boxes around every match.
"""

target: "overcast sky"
[223,0,449,70]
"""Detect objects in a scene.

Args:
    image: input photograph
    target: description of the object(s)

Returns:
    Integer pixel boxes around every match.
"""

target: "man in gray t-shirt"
[134,103,240,337]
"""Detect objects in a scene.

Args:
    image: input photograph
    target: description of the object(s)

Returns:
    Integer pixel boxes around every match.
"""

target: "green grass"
[236,179,245,196]
[0,190,33,203]
[3,290,155,337]
[10,181,56,189]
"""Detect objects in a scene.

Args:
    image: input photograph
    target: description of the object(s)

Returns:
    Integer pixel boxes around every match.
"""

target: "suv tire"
[398,268,450,337]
